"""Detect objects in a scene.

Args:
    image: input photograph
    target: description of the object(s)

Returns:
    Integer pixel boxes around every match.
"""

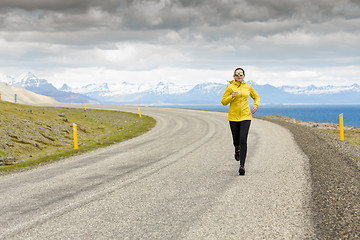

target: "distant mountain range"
[1,72,359,105]
[0,72,98,104]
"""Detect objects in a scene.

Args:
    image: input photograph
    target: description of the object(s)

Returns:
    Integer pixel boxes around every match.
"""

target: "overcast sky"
[0,0,359,88]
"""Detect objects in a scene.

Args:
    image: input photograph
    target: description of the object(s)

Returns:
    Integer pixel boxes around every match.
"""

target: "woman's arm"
[250,86,260,114]
[250,86,260,108]
[221,86,234,106]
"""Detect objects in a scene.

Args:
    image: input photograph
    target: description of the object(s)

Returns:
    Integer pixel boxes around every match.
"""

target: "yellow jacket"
[221,80,260,121]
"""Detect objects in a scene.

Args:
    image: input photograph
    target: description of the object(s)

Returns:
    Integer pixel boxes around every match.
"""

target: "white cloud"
[248,65,360,87]
[254,29,360,48]
[254,30,317,46]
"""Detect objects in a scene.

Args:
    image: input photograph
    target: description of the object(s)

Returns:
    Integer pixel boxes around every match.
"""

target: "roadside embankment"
[0,101,156,173]
[261,115,359,240]
[0,82,58,105]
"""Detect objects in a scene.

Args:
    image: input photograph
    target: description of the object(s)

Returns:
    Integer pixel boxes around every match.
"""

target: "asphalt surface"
[0,106,314,239]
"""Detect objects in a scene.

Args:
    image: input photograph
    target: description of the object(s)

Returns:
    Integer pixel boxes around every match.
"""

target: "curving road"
[0,105,314,239]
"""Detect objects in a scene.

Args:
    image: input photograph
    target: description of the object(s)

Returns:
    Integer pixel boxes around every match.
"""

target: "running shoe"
[239,165,245,175]
[234,150,240,161]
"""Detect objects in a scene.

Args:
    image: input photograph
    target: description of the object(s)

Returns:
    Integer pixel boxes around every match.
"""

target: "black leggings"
[229,120,251,166]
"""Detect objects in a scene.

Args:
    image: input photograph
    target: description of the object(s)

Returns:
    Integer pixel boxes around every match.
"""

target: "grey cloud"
[0,0,359,72]
[0,0,107,12]
[1,0,359,32]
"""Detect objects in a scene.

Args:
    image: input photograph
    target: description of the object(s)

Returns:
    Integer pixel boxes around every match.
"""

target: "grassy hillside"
[0,101,156,173]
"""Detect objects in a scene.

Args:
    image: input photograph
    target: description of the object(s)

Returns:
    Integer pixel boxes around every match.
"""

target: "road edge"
[259,116,360,240]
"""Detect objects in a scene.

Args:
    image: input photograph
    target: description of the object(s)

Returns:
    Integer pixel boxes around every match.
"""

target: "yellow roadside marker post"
[85,104,87,111]
[339,113,344,141]
[138,101,142,118]
[73,123,78,149]
[0,92,1,100]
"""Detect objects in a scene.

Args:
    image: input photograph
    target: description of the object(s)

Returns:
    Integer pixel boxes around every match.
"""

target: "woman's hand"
[251,106,258,114]
[232,92,239,98]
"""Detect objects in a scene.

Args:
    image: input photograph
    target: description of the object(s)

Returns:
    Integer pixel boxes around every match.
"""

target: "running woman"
[221,67,260,175]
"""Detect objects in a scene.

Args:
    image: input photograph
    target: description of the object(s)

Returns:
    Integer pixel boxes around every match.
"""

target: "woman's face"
[234,69,245,82]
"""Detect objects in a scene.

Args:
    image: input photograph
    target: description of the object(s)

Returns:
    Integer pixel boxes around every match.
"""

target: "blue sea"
[157,105,360,128]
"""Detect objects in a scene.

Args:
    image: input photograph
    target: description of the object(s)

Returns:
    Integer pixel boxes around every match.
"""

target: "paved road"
[0,106,314,239]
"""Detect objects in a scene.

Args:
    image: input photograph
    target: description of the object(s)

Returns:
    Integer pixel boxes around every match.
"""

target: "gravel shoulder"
[260,115,359,240]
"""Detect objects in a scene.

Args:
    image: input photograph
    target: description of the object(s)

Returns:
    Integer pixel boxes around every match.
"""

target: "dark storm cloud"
[0,0,111,12]
[1,0,358,30]
[0,0,358,38]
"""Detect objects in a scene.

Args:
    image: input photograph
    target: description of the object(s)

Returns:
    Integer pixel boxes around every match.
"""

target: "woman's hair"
[234,67,245,76]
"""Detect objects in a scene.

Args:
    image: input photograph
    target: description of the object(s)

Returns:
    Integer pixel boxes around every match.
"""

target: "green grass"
[0,101,156,173]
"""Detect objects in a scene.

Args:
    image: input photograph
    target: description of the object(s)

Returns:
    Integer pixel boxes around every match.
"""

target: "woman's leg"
[229,121,241,160]
[229,121,241,150]
[239,120,251,166]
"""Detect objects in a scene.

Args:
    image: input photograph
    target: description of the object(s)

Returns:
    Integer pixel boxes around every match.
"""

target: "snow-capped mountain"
[282,84,360,94]
[61,83,109,93]
[61,82,111,96]
[64,81,194,97]
[187,82,226,95]
[59,83,72,92]
[16,72,41,86]
[12,72,58,93]
[136,82,193,95]
[0,73,15,85]
[147,82,173,95]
